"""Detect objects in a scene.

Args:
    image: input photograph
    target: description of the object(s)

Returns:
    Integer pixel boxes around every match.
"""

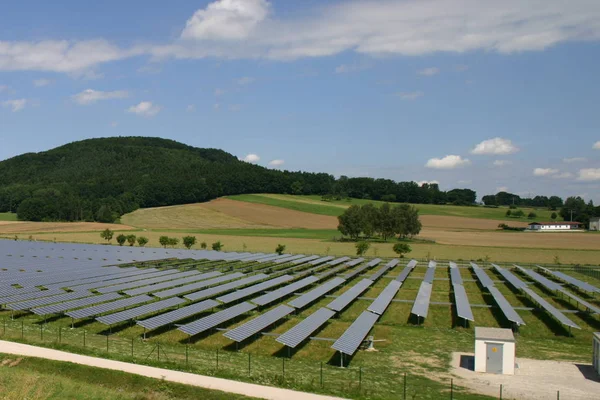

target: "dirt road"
[0,341,346,400]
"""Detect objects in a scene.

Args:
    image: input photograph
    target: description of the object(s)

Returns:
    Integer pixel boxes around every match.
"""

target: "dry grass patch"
[0,221,134,234]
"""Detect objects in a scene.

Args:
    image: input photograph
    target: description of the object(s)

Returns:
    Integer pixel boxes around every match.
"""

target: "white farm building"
[527,221,583,231]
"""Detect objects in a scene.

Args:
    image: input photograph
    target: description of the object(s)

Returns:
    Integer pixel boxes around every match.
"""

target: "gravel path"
[451,352,600,400]
[0,340,346,400]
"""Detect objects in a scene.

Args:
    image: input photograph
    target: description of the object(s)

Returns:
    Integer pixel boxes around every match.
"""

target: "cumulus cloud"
[396,91,424,100]
[242,153,260,163]
[335,63,371,74]
[72,89,129,105]
[493,160,512,167]
[417,67,439,76]
[593,141,600,150]
[126,101,161,117]
[471,137,519,155]
[552,172,573,179]
[496,186,509,192]
[563,157,587,163]
[2,99,27,112]
[33,78,52,87]
[237,76,255,85]
[268,159,284,167]
[186,104,195,112]
[425,155,471,169]
[577,168,600,181]
[533,167,559,176]
[416,180,439,186]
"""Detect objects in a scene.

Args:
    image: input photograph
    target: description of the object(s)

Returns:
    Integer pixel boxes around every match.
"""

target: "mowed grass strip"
[0,213,17,221]
[0,353,256,400]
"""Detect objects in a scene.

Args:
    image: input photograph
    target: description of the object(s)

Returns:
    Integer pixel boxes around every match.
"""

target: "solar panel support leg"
[71,318,74,329]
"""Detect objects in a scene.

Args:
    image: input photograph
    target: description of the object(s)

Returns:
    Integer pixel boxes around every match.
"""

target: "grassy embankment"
[0,212,17,221]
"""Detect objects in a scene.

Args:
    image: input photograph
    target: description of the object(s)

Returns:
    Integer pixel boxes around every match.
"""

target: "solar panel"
[178,302,256,336]
[290,255,320,265]
[449,264,463,286]
[224,304,294,342]
[137,299,220,331]
[216,275,293,304]
[0,289,66,306]
[369,259,399,281]
[411,282,432,318]
[7,291,92,311]
[153,272,245,298]
[97,270,202,293]
[331,311,379,356]
[345,258,365,267]
[309,256,335,265]
[317,264,350,280]
[558,289,600,314]
[423,266,436,284]
[31,292,122,316]
[272,254,306,265]
[184,274,268,301]
[514,266,562,291]
[326,278,373,312]
[343,261,374,280]
[487,286,525,326]
[288,277,345,309]
[0,286,40,298]
[367,280,401,315]
[55,268,169,290]
[395,262,416,282]
[327,257,351,266]
[492,264,527,290]
[522,287,580,329]
[252,276,319,306]
[276,307,336,348]
[453,284,474,321]
[548,270,600,293]
[123,271,223,296]
[470,263,495,288]
[66,294,153,319]
[96,297,186,325]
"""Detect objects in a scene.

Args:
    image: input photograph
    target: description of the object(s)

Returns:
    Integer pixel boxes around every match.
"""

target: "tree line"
[337,203,422,241]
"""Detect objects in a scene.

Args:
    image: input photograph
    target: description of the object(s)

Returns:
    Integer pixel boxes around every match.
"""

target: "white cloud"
[563,157,587,163]
[458,179,471,184]
[496,186,509,192]
[471,137,519,155]
[33,78,52,87]
[425,155,471,169]
[455,64,469,72]
[213,103,221,110]
[552,172,573,179]
[214,88,225,96]
[416,180,439,186]
[181,0,270,40]
[126,101,161,117]
[237,76,255,85]
[396,91,424,100]
[335,63,371,74]
[268,159,285,167]
[2,99,27,112]
[577,168,600,181]
[417,67,439,76]
[533,167,559,176]
[186,104,196,112]
[110,121,118,128]
[242,153,260,163]
[493,160,512,167]
[72,89,128,105]
[593,141,600,150]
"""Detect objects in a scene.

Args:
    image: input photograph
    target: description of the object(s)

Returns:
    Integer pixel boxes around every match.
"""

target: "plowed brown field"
[0,221,134,234]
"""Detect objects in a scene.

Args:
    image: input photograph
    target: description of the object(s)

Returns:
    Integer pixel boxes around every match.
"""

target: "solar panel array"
[514,266,562,291]
[539,268,600,294]
[369,259,399,281]
[224,304,294,342]
[288,277,345,309]
[31,292,122,316]
[0,289,66,306]
[492,264,527,290]
[251,276,319,306]
[137,299,219,331]
[7,291,92,311]
[449,263,474,322]
[67,294,153,319]
[522,287,580,329]
[96,297,186,325]
[331,311,379,356]
[470,263,494,288]
[559,289,600,314]
[153,272,245,298]
[395,260,417,282]
[326,278,373,312]
[217,275,294,304]
[179,302,256,336]
[367,280,401,315]
[276,307,336,348]
[123,271,223,296]
[97,270,203,294]
[184,274,268,301]
[411,282,432,318]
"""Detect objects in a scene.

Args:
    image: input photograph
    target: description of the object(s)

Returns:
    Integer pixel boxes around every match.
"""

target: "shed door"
[486,343,503,374]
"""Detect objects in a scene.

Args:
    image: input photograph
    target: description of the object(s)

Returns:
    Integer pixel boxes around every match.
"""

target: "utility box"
[474,327,516,375]
[593,333,600,375]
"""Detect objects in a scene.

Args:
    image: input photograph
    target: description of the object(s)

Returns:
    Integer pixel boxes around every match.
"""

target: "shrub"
[182,236,197,249]
[137,236,149,247]
[212,241,223,251]
[355,241,370,256]
[116,234,127,246]
[275,244,286,255]
[392,243,411,258]
[126,234,136,246]
[200,242,207,249]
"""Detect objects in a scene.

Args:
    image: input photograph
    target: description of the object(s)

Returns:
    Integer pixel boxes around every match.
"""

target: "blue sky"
[1,0,600,201]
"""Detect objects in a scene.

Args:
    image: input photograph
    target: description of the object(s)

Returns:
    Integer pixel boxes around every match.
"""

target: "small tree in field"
[212,241,223,251]
[126,234,136,246]
[393,243,412,258]
[159,236,169,248]
[505,210,512,217]
[275,244,286,255]
[200,242,207,249]
[137,236,149,247]
[527,212,537,219]
[183,236,197,249]
[100,229,114,243]
[167,237,179,248]
[355,241,370,256]
[116,234,127,246]
[551,212,558,221]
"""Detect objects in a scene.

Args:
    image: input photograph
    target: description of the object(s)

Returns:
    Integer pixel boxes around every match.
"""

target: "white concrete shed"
[593,332,600,375]
[474,327,516,375]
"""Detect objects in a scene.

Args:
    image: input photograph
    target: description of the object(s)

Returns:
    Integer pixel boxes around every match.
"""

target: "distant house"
[589,217,600,231]
[527,221,583,231]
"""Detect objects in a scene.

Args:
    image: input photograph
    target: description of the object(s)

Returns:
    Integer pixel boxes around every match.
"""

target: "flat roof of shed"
[475,327,515,342]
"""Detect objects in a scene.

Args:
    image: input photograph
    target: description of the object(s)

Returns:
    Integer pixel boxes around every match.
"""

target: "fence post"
[131,337,134,360]
[216,348,219,369]
[83,330,86,348]
[40,323,43,340]
[403,373,407,400]
[450,378,453,400]
[185,344,188,368]
[3,319,5,335]
[282,357,285,380]
[106,335,109,352]
[557,391,560,400]
[157,343,160,362]
[359,367,362,391]
[59,326,61,344]
[320,362,323,388]
[500,384,503,399]
[248,353,251,376]
[21,320,23,339]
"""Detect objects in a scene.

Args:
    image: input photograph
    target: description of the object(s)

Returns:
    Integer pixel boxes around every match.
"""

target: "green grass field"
[0,212,17,221]
[0,353,255,400]
[227,194,556,221]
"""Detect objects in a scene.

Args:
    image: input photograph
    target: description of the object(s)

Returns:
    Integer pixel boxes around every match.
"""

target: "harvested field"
[420,215,527,230]
[0,221,134,234]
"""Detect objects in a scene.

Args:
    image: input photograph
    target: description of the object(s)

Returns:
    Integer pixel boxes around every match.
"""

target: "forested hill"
[0,137,473,222]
